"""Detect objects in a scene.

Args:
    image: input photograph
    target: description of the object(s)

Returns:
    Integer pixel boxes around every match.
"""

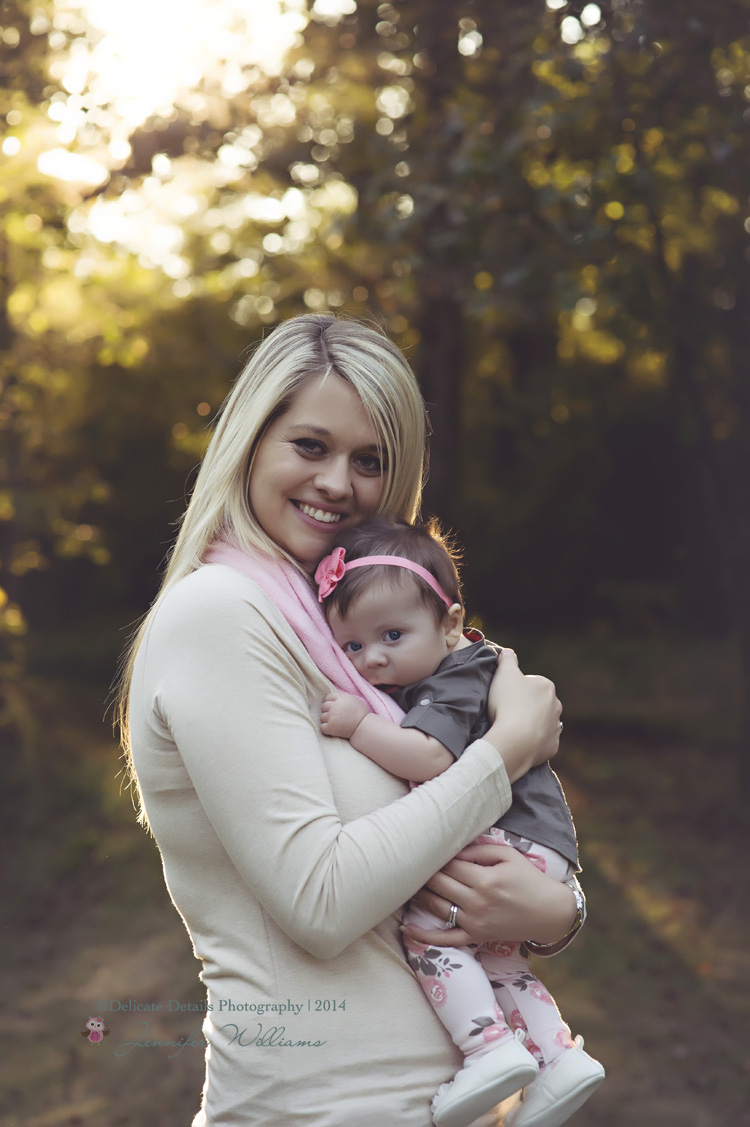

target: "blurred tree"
[3,0,750,793]
[260,1,746,632]
[0,0,97,695]
[276,0,750,788]
[519,0,750,788]
[160,0,747,782]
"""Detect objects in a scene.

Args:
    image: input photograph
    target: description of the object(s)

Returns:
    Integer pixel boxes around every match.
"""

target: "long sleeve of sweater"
[134,565,513,959]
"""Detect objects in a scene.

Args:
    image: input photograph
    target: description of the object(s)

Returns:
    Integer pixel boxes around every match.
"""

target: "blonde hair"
[116,313,428,816]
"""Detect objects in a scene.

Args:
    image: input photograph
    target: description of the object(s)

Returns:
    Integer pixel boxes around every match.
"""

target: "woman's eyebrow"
[287,423,331,435]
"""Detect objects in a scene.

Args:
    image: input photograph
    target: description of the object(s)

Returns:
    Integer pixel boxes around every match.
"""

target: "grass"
[1,632,748,1126]
[547,736,750,1126]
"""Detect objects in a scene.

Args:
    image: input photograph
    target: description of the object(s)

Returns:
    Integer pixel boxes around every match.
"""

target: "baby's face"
[328,581,455,690]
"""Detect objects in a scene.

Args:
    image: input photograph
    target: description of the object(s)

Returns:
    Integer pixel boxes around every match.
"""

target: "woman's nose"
[314,457,352,499]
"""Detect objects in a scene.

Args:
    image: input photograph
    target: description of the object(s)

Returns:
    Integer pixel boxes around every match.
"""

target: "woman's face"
[249,374,386,573]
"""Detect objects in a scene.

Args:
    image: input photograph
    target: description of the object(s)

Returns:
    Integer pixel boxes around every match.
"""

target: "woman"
[119,313,578,1126]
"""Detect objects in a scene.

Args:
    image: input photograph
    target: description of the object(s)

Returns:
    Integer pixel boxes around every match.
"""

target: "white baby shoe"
[432,1029,540,1127]
[503,1035,605,1127]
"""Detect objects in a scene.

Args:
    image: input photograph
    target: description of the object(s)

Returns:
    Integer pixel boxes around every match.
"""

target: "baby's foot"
[432,1029,539,1127]
[503,1035,605,1127]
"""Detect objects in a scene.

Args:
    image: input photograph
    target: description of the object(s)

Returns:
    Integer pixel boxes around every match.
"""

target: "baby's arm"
[320,690,454,781]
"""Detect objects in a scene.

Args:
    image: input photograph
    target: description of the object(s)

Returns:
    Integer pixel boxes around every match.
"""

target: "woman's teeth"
[297,502,342,524]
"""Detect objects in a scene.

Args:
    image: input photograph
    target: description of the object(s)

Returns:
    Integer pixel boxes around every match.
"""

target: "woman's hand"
[402,842,578,948]
[483,649,562,782]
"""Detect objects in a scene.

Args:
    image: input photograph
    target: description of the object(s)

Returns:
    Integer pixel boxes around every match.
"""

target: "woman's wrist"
[524,881,583,952]
[481,721,533,784]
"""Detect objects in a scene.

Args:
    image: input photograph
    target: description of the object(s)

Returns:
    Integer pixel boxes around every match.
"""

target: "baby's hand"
[320,691,370,739]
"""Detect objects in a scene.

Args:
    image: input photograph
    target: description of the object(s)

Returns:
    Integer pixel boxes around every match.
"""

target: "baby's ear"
[443,603,464,648]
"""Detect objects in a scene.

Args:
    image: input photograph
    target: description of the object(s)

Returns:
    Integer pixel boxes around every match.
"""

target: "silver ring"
[559,720,564,732]
[447,903,458,928]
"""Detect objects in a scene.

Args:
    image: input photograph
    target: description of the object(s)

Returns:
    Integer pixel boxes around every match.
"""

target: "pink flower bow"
[315,546,347,602]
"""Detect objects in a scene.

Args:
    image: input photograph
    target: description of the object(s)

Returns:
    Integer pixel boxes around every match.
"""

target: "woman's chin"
[290,535,340,575]
[278,521,342,572]
[286,508,347,568]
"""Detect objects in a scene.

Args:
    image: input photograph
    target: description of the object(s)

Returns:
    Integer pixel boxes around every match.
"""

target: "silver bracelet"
[524,883,584,952]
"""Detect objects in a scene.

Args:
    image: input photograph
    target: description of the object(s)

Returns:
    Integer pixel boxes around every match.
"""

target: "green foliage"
[2,0,750,762]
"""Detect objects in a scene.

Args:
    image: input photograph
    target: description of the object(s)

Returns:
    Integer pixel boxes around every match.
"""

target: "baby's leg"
[478,942,575,1067]
[403,901,512,1060]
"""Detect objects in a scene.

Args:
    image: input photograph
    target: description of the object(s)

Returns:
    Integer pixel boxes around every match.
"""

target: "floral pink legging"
[403,828,576,1067]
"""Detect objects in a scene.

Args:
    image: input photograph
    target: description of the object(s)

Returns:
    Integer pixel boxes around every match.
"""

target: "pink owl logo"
[81,1016,110,1044]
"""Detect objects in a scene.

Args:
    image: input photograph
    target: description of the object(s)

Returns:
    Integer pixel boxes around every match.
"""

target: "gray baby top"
[393,631,579,870]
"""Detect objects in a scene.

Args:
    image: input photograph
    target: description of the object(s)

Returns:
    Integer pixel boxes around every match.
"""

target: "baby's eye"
[385,630,402,642]
[344,641,363,654]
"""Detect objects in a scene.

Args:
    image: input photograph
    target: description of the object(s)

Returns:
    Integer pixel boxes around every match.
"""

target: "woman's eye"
[293,438,326,456]
[344,641,363,654]
[354,452,383,475]
[385,630,402,642]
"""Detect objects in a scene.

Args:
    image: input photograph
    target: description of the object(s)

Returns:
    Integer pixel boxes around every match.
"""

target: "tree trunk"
[416,292,464,519]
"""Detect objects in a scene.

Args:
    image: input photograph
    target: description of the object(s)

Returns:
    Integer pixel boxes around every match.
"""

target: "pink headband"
[315,546,453,607]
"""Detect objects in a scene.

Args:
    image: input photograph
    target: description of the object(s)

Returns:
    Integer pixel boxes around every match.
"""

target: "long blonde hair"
[117,313,428,814]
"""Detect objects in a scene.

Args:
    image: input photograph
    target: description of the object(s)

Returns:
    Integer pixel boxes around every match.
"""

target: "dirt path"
[2,725,748,1126]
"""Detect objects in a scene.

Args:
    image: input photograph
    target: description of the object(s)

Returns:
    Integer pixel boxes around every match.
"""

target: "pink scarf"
[204,541,404,723]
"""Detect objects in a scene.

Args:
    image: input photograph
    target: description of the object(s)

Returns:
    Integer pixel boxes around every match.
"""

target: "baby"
[316,517,604,1127]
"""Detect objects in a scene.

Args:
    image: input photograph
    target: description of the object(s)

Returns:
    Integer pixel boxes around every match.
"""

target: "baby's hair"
[323,516,463,623]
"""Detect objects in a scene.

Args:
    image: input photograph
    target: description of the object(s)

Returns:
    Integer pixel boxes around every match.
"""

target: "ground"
[2,636,748,1126]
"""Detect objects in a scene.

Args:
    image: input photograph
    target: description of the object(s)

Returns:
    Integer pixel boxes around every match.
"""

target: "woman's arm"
[320,645,563,786]
[140,572,563,959]
[141,571,558,959]
[482,649,562,782]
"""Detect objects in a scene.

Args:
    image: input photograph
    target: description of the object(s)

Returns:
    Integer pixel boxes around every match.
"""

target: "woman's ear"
[443,603,464,648]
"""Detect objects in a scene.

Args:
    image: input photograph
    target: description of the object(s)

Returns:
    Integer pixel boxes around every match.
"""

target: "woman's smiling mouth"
[294,501,344,524]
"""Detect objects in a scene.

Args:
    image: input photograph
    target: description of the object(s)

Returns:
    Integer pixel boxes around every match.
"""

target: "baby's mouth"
[294,501,343,525]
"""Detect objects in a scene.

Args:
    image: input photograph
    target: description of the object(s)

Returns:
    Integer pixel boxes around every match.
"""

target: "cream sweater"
[130,563,515,1126]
